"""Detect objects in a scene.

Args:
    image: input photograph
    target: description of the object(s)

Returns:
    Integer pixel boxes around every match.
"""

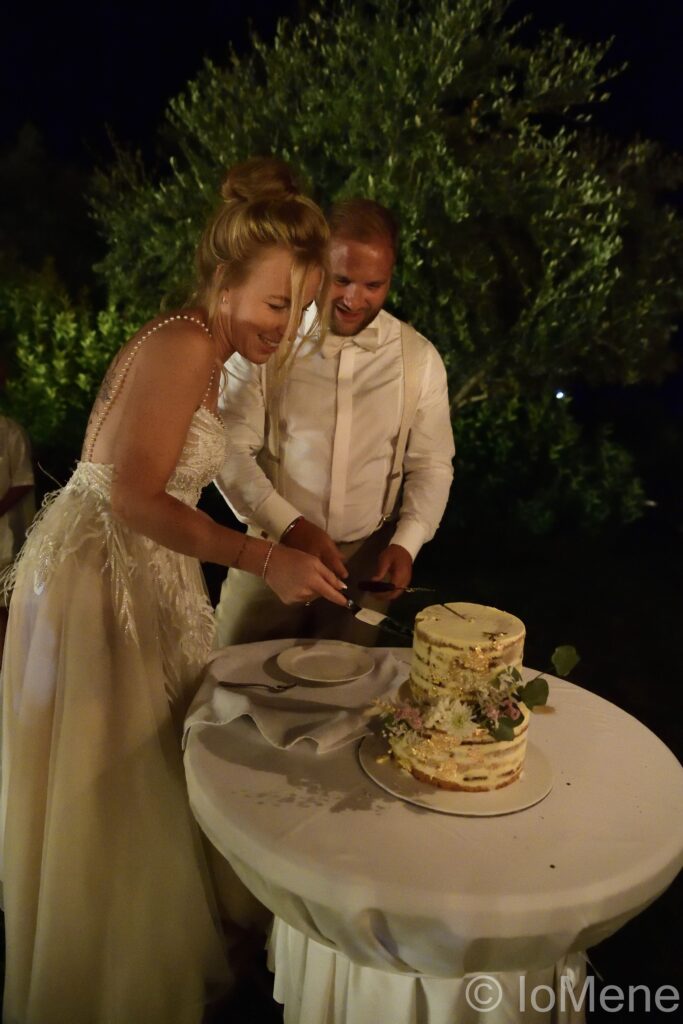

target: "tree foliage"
[64,0,683,527]
[0,270,136,485]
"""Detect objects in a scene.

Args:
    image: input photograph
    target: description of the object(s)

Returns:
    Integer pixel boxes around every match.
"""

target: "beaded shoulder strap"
[200,365,217,409]
[84,313,211,461]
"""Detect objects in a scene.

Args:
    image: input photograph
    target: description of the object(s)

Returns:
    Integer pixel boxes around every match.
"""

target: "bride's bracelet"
[261,541,276,580]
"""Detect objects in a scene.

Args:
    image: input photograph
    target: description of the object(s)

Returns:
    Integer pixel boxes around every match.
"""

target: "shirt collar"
[319,316,382,359]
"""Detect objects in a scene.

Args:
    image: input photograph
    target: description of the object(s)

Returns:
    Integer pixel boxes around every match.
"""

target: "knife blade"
[344,598,413,639]
[357,580,436,594]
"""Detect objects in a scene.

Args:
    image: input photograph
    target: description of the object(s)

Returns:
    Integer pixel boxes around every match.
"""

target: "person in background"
[214,198,455,646]
[0,412,34,657]
[0,157,347,1024]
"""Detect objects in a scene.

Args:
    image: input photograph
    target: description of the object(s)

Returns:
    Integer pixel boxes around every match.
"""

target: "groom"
[213,198,455,645]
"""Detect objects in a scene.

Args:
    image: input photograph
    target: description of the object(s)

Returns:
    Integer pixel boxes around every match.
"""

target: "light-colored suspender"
[263,356,281,492]
[381,322,423,521]
[262,321,423,526]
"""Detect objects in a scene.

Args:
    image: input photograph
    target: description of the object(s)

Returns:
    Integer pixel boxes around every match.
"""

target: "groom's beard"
[329,302,380,337]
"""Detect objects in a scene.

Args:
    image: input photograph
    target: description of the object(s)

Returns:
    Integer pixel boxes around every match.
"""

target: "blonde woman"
[0,158,347,1024]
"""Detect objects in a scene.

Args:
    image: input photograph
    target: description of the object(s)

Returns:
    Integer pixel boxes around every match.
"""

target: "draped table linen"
[184,639,407,753]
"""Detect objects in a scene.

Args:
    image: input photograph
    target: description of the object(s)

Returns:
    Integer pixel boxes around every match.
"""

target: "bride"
[0,157,347,1024]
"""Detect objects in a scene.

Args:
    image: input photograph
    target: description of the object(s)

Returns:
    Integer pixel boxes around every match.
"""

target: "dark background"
[1,2,681,1021]
[3,1,681,161]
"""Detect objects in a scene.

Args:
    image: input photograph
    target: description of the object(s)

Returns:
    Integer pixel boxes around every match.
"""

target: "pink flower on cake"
[395,704,423,731]
[501,698,521,721]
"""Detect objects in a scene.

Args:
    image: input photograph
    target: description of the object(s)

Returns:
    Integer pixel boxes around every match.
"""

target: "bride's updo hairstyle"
[195,156,329,363]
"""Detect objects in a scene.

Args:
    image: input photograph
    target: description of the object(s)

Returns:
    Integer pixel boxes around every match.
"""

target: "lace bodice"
[166,407,226,506]
[66,405,226,509]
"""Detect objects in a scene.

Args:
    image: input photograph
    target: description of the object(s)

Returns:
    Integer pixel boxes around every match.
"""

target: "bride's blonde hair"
[194,157,329,365]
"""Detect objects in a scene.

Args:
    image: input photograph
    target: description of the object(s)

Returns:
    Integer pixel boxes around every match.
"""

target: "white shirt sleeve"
[390,342,455,561]
[215,354,300,539]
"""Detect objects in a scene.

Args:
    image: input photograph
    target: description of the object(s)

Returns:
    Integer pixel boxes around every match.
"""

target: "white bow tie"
[319,326,380,359]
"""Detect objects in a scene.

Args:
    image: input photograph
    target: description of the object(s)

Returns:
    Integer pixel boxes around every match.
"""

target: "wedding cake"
[380,602,547,791]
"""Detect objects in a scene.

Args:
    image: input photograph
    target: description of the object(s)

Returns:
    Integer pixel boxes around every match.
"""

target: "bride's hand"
[264,545,349,607]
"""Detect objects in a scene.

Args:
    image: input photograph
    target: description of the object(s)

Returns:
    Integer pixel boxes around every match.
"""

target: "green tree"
[76,1,683,527]
[0,271,136,488]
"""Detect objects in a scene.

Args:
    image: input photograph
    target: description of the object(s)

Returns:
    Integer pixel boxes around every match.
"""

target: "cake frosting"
[380,602,546,792]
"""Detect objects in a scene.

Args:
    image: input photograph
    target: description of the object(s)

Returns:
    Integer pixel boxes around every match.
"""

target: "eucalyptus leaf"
[519,675,549,708]
[492,718,515,742]
[551,645,580,677]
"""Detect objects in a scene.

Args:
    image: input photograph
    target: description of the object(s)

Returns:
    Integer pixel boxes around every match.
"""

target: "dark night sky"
[2,1,299,165]
[2,0,681,165]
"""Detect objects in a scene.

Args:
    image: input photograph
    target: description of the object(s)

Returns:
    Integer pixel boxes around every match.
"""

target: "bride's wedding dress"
[1,372,230,1022]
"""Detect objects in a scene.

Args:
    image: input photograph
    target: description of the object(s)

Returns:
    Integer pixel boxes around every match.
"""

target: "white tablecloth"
[184,641,683,1022]
[184,639,407,752]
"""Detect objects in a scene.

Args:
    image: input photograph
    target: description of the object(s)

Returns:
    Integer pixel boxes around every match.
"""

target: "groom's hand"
[371,544,413,600]
[281,518,348,580]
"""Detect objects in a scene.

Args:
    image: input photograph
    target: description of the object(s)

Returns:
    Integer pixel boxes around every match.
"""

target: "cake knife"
[344,598,413,639]
[357,580,435,594]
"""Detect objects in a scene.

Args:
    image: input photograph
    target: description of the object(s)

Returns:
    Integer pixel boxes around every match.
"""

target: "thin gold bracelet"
[261,541,275,580]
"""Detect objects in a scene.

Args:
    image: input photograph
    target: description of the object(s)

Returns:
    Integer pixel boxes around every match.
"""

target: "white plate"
[358,734,553,816]
[277,641,375,684]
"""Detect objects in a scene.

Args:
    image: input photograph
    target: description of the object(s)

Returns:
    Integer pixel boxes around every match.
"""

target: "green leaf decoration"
[519,675,550,708]
[551,645,580,677]
[492,718,515,742]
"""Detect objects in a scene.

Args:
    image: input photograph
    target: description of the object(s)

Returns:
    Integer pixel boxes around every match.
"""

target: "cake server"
[344,598,413,639]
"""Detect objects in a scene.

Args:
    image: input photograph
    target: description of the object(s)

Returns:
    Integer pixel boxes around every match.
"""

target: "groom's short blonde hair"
[327,199,399,260]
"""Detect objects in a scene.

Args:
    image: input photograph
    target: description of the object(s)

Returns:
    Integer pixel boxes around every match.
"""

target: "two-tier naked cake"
[380,602,548,792]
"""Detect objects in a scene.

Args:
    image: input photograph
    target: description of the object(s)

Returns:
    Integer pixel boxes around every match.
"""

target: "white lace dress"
[0,406,231,1024]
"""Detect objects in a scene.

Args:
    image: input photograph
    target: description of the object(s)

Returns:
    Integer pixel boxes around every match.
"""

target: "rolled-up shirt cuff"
[389,521,428,562]
[252,492,302,541]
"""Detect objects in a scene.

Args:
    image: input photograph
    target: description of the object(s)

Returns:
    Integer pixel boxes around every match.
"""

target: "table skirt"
[268,918,587,1024]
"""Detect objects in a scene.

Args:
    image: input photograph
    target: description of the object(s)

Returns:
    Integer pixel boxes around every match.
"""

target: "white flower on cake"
[422,697,476,741]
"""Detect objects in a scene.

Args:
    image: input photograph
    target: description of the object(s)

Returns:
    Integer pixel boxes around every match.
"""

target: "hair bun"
[221,156,300,204]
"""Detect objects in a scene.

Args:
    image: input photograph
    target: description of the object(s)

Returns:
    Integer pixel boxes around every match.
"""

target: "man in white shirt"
[214,199,455,645]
